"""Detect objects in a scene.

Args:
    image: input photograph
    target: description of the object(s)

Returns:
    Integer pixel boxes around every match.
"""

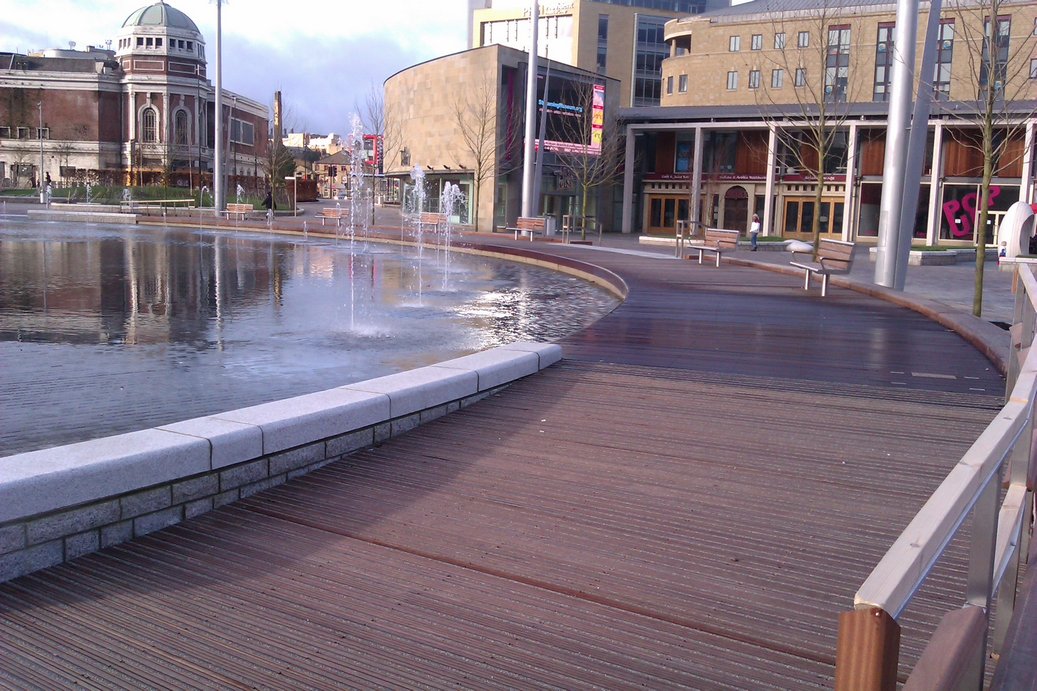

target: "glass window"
[1031,57,1037,79]
[729,35,741,51]
[751,34,763,50]
[174,110,189,146]
[795,67,806,87]
[873,22,895,101]
[749,70,761,89]
[597,14,609,71]
[825,25,851,102]
[667,75,674,94]
[798,31,809,48]
[775,32,786,49]
[727,71,738,90]
[772,69,784,88]
[679,74,688,92]
[934,20,954,98]
[980,15,1011,97]
[141,107,158,142]
[632,15,668,106]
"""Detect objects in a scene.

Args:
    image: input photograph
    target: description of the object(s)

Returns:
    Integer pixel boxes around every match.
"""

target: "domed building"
[0,0,268,194]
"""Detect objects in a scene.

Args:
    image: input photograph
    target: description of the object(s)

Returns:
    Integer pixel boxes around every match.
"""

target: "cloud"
[1,0,469,133]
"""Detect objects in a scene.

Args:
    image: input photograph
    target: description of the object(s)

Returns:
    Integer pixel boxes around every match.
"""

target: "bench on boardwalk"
[221,202,254,221]
[419,212,448,232]
[315,207,348,226]
[789,238,856,297]
[504,216,547,241]
[687,227,740,267]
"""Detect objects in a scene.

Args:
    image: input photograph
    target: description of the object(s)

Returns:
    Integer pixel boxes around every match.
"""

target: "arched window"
[174,109,189,146]
[141,107,158,143]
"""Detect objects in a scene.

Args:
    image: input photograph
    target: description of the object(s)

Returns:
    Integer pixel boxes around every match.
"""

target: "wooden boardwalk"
[0,239,1006,688]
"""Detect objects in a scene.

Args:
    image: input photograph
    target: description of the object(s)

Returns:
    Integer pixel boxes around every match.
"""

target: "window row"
[724,69,806,90]
[0,126,49,139]
[118,36,197,53]
[729,31,810,52]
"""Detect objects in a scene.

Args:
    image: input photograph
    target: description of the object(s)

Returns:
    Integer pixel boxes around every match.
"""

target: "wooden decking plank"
[0,239,1006,686]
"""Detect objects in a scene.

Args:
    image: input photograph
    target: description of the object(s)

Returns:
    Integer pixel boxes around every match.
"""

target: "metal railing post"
[835,607,901,691]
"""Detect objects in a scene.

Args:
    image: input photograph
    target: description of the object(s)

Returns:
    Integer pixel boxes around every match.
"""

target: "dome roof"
[122,1,200,33]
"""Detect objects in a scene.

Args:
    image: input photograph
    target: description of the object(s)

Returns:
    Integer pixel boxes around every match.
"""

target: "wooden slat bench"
[789,238,856,297]
[419,212,448,232]
[315,207,348,226]
[222,202,254,220]
[688,227,740,267]
[503,216,547,241]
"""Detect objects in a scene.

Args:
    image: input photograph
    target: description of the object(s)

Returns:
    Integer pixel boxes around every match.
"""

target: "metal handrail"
[836,264,1037,688]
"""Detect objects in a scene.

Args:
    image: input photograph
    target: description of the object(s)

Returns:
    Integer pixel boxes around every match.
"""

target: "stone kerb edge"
[0,341,561,583]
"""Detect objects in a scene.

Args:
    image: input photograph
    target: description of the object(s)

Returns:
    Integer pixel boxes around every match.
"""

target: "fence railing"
[835,264,1037,689]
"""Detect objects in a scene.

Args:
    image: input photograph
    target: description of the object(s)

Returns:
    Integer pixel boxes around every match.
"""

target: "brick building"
[0,1,268,192]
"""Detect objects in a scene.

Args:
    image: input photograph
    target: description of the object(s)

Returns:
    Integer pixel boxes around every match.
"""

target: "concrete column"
[521,0,540,218]
[764,124,777,237]
[874,0,920,289]
[621,125,637,234]
[690,126,704,229]
[843,122,859,241]
[927,122,945,245]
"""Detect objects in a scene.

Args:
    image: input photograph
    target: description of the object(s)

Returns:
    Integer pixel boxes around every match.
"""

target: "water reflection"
[0,222,618,455]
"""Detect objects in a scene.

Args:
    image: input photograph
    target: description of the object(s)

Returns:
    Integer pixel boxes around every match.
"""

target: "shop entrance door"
[782,198,844,239]
[646,196,689,236]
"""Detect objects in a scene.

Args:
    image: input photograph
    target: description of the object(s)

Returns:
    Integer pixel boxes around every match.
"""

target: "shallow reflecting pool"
[0,221,619,455]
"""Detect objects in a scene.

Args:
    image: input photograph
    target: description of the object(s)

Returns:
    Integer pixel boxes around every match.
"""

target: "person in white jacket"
[749,214,761,251]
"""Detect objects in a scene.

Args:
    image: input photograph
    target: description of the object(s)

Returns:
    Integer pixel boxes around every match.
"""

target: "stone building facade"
[619,0,1037,247]
[385,44,620,232]
[0,1,268,192]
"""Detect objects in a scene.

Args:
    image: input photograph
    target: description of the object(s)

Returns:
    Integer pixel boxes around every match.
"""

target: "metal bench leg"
[715,252,721,268]
[803,271,811,290]
[821,273,829,297]
[697,249,704,265]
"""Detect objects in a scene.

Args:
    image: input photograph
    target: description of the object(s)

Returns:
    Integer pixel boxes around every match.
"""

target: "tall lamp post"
[213,0,224,214]
[37,102,45,203]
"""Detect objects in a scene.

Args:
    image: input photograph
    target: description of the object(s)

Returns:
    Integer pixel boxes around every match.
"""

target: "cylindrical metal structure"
[894,0,943,284]
[213,0,225,214]
[873,0,920,288]
[521,0,539,218]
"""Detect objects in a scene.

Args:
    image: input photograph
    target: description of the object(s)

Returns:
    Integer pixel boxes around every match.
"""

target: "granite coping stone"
[433,349,542,391]
[0,342,561,528]
[158,417,263,470]
[343,367,479,418]
[213,388,390,456]
[0,430,210,524]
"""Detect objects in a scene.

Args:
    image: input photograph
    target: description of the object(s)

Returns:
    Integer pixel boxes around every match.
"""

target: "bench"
[789,238,856,297]
[419,212,448,232]
[221,202,254,220]
[315,207,348,226]
[507,216,547,241]
[688,227,741,266]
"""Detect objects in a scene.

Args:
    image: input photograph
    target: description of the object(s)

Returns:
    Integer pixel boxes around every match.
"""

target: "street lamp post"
[285,175,297,216]
[37,102,45,203]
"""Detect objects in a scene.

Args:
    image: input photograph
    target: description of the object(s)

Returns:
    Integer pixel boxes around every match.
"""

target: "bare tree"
[454,73,500,231]
[752,0,866,252]
[942,0,1037,315]
[549,83,624,240]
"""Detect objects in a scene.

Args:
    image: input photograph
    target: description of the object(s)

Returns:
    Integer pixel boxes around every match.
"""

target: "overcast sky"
[0,0,470,134]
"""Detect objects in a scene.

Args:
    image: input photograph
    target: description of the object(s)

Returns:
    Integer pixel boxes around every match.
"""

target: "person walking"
[750,213,761,251]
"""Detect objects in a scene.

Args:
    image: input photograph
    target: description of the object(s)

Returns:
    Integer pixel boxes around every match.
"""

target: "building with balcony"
[470,0,730,108]
[0,1,268,192]
[620,0,1037,249]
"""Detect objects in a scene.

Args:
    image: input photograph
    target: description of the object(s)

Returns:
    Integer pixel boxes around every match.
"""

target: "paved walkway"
[0,214,1016,687]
